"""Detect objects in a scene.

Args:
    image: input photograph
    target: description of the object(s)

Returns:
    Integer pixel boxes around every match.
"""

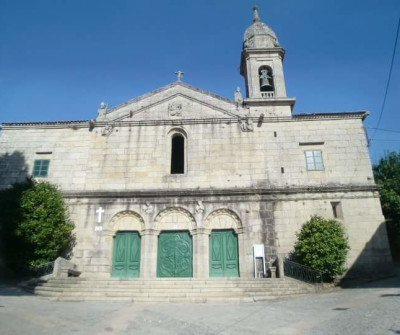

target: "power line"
[370,139,400,142]
[370,12,400,141]
[367,127,400,134]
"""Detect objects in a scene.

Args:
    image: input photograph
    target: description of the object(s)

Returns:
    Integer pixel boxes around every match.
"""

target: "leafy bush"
[0,179,74,277]
[293,215,349,280]
[373,151,400,260]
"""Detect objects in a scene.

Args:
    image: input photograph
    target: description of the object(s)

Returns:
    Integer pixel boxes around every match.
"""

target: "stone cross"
[175,70,184,82]
[96,207,105,223]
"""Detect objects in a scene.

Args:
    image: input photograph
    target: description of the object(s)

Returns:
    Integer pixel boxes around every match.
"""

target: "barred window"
[33,159,50,177]
[304,150,324,171]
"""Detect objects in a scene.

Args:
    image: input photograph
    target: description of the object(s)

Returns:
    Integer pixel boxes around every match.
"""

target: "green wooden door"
[112,231,141,278]
[157,231,193,277]
[210,230,239,277]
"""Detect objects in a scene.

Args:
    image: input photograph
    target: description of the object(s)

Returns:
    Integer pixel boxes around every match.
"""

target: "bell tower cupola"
[240,6,294,113]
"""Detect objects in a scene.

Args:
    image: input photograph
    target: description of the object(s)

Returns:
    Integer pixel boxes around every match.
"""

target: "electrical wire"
[370,12,400,141]
[367,127,400,134]
[370,139,400,142]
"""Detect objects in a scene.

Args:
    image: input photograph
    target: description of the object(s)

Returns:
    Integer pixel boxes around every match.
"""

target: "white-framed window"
[304,150,324,171]
[32,159,50,177]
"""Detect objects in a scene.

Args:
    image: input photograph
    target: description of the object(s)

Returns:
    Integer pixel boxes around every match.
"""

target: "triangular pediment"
[98,82,245,122]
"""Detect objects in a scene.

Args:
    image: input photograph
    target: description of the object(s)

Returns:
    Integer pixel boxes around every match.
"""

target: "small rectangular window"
[33,159,50,177]
[304,150,324,171]
[331,201,343,219]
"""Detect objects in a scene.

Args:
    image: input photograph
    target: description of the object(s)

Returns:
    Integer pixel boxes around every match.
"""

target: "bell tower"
[240,6,295,116]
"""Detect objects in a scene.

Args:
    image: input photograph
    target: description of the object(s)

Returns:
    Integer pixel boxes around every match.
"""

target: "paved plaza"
[0,277,399,334]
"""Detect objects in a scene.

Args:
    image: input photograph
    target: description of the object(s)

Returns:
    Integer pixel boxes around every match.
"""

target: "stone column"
[237,228,251,278]
[192,228,210,278]
[140,229,158,278]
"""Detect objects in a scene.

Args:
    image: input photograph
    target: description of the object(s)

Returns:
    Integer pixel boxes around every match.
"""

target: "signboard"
[253,244,264,257]
[253,244,266,278]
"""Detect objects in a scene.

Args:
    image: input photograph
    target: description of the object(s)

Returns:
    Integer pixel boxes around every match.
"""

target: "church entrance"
[209,230,239,277]
[157,231,193,277]
[111,231,141,278]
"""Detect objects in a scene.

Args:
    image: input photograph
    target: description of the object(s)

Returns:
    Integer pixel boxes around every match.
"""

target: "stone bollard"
[53,257,78,278]
[277,254,285,278]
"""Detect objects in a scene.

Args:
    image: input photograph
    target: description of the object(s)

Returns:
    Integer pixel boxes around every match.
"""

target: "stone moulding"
[112,92,242,122]
[153,207,196,231]
[105,81,237,114]
[107,210,145,233]
[204,208,243,233]
[62,184,380,199]
[0,112,369,130]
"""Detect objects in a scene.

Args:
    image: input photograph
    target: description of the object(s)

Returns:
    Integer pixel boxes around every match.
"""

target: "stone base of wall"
[65,187,393,279]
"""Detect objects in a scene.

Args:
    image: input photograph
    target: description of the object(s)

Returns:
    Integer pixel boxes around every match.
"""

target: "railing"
[30,261,55,278]
[261,92,275,98]
[283,259,323,283]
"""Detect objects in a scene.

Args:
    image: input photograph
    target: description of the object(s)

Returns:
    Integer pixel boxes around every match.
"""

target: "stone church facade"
[0,7,392,279]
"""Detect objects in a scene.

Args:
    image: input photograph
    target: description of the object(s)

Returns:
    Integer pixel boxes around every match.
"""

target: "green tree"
[293,215,350,280]
[0,179,33,276]
[373,151,400,260]
[0,179,74,277]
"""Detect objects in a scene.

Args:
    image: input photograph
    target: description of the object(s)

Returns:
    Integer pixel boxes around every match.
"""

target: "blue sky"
[0,0,399,163]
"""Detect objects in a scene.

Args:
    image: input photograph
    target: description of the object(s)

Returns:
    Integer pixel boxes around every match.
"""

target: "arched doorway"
[154,207,196,278]
[112,231,141,278]
[108,210,145,278]
[209,229,239,277]
[205,209,242,278]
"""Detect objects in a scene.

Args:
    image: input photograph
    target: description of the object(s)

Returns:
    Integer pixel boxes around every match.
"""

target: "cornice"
[242,47,285,57]
[63,184,379,199]
[244,97,296,107]
[0,111,369,130]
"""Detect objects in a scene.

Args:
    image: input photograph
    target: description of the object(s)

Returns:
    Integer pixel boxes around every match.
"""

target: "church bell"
[259,69,272,89]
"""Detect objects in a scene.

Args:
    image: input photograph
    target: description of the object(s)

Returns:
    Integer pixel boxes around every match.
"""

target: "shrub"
[0,179,75,277]
[293,215,350,280]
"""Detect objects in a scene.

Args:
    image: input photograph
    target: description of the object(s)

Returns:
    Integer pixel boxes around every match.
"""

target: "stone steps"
[30,286,314,293]
[21,277,322,302]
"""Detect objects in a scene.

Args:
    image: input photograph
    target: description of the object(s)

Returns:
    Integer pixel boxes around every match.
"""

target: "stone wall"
[274,190,392,277]
[65,193,276,278]
[0,116,373,191]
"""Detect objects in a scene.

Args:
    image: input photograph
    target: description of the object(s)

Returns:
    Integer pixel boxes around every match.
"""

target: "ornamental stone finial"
[253,5,261,22]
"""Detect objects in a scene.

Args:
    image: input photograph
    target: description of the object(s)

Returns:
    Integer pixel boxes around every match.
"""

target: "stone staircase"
[20,277,325,303]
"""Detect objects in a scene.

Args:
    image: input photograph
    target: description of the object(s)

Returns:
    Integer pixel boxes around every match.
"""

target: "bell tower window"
[171,134,185,174]
[259,66,274,93]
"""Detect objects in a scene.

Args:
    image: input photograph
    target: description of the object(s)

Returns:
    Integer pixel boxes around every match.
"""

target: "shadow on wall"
[340,221,397,288]
[0,151,29,188]
[0,151,30,279]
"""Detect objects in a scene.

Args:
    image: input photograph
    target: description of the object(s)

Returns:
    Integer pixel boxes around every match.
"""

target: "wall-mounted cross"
[96,207,105,223]
[175,70,184,82]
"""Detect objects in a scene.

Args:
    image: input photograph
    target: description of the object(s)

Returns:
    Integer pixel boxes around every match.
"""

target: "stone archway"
[108,210,145,234]
[204,208,243,233]
[107,210,145,278]
[153,207,196,233]
[154,207,196,277]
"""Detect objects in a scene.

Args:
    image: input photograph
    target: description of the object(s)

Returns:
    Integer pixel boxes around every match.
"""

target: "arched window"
[171,134,185,174]
[258,66,274,92]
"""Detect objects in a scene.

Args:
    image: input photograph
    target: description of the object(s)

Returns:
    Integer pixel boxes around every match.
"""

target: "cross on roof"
[175,70,184,82]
